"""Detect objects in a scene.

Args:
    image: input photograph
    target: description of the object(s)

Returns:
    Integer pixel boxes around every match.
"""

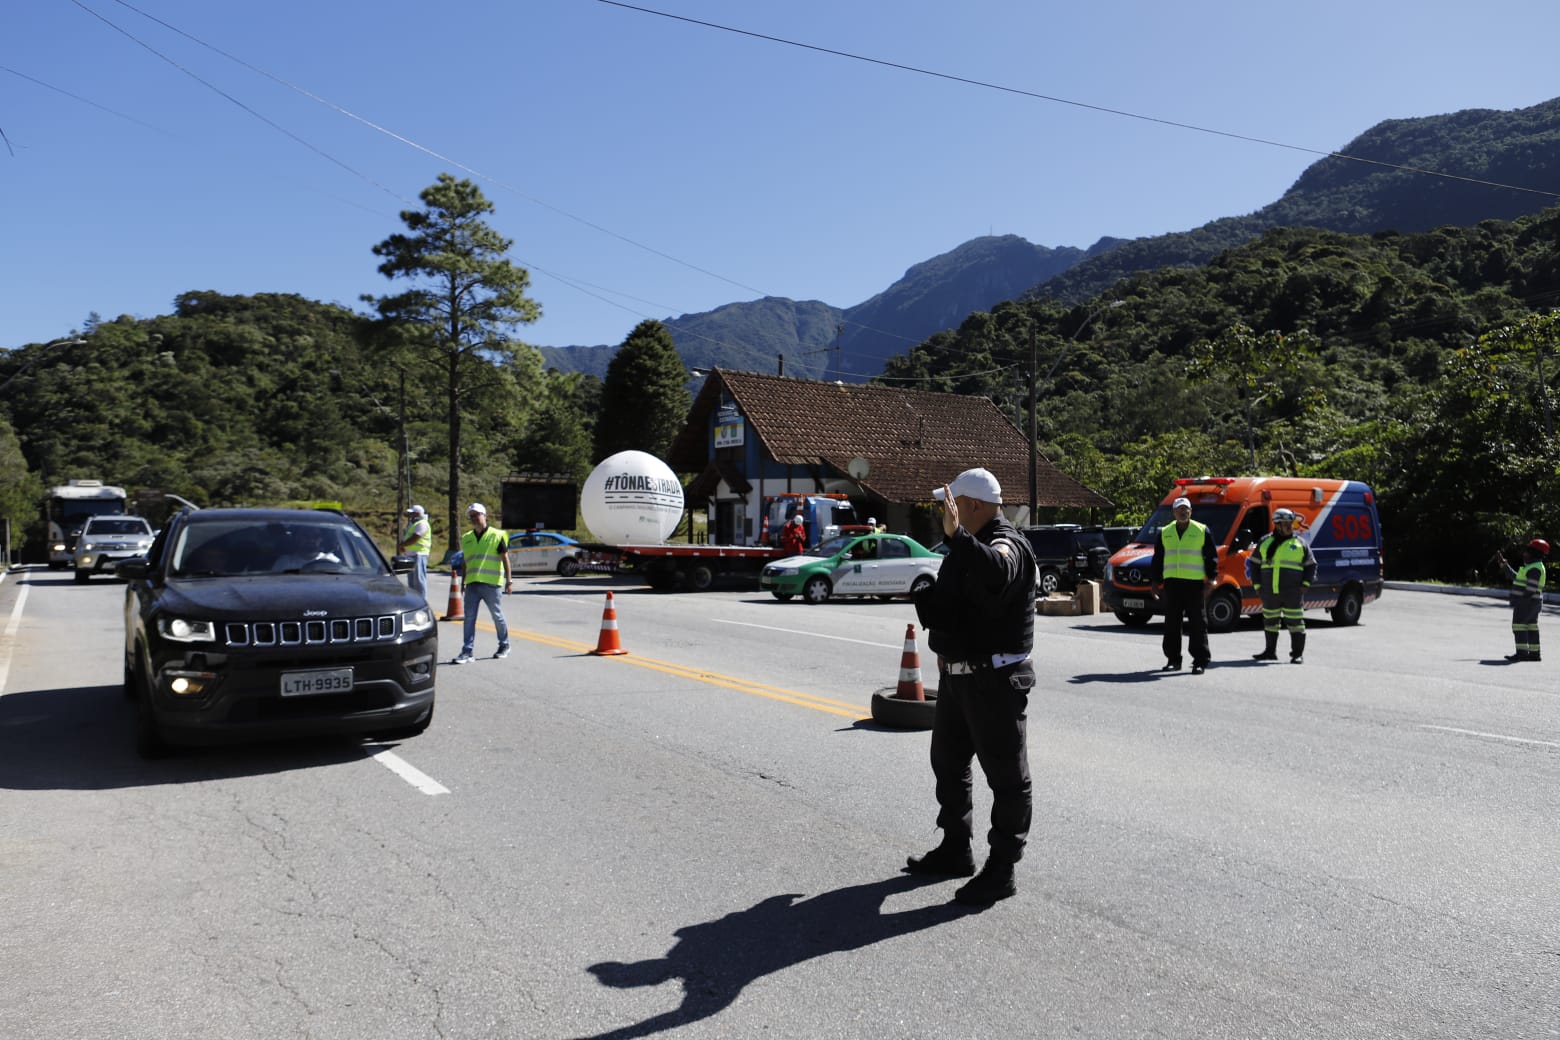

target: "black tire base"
[870,686,938,730]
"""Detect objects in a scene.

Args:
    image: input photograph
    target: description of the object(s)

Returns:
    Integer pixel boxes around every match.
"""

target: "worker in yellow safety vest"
[1490,538,1549,662]
[453,503,512,664]
[1246,508,1317,664]
[397,504,433,600]
[1151,496,1217,674]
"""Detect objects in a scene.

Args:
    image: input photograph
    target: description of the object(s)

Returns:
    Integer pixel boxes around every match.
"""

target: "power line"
[69,0,406,201]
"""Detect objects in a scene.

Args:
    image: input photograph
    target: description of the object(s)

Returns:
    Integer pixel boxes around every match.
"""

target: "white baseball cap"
[405,504,425,516]
[467,502,487,515]
[1172,496,1192,510]
[932,467,1003,505]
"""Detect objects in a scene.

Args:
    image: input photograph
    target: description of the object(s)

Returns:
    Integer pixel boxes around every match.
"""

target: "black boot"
[1289,632,1306,664]
[1252,631,1279,661]
[954,858,1017,906]
[906,840,975,878]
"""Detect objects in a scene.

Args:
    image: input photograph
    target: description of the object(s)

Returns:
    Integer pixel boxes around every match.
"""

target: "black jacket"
[914,513,1036,662]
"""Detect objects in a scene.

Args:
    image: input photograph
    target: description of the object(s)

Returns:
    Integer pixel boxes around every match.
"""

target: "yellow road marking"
[443,619,871,721]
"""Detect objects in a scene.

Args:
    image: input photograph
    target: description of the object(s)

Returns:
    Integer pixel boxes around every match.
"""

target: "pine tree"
[595,321,691,462]
[367,174,541,551]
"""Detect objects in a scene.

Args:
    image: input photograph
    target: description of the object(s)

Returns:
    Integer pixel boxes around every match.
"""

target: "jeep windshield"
[167,519,388,578]
[1134,505,1242,548]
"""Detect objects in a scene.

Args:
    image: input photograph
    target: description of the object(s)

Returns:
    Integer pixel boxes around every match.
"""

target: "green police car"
[760,533,944,604]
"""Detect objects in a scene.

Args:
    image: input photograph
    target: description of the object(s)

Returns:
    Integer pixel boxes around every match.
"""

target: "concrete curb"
[1383,580,1560,606]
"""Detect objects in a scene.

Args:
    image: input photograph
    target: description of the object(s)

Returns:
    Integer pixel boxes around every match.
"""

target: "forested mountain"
[7,100,1560,578]
[1035,97,1560,304]
[7,206,1558,578]
[878,206,1560,579]
[538,236,1094,381]
[539,97,1560,382]
[0,291,589,544]
[834,236,1112,377]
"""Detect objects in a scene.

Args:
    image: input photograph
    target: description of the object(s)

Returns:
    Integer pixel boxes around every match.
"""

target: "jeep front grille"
[223,615,399,647]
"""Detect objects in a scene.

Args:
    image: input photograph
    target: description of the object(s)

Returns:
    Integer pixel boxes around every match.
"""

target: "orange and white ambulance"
[1102,476,1384,631]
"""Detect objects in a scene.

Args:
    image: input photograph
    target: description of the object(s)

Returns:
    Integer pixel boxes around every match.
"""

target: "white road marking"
[714,618,900,649]
[1419,724,1560,751]
[364,746,450,795]
[0,581,32,695]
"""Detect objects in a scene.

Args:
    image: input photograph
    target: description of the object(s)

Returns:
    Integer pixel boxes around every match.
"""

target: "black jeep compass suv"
[120,508,437,757]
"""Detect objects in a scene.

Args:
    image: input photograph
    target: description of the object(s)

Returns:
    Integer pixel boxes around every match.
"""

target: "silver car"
[73,514,155,583]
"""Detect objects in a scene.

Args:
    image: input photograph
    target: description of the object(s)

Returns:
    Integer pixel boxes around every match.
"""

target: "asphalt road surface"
[2,567,1557,1040]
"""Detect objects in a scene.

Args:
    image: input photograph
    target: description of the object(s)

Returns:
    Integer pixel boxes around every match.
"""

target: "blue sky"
[5,0,1557,360]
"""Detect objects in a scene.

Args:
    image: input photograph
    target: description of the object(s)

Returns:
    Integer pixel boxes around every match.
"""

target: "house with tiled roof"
[667,369,1111,545]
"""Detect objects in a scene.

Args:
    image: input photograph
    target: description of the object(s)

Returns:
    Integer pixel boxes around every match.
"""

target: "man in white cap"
[907,466,1037,907]
[1151,495,1217,673]
[397,504,432,600]
[453,503,512,664]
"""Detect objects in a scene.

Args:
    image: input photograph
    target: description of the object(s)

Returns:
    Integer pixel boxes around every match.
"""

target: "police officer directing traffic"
[1491,538,1549,662]
[907,467,1037,907]
[1151,495,1217,674]
[1247,508,1317,664]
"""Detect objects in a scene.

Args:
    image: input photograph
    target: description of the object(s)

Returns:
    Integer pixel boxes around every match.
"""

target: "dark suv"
[1020,524,1137,595]
[119,508,437,757]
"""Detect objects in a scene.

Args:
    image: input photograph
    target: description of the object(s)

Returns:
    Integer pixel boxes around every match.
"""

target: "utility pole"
[1028,327,1038,518]
[397,370,410,518]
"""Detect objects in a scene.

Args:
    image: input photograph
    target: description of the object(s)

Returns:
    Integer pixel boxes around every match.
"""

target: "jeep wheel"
[802,575,832,604]
[1037,568,1062,596]
[1205,588,1242,633]
[135,686,170,759]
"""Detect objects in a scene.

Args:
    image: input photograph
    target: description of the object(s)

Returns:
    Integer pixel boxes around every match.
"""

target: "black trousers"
[1161,578,1210,665]
[929,660,1034,864]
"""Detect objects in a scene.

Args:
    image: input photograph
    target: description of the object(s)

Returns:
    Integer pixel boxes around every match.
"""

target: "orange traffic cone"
[442,570,464,621]
[589,591,629,656]
[892,624,925,701]
[759,512,770,546]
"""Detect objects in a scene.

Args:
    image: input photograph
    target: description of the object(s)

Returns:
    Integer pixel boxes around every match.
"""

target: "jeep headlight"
[158,617,217,643]
[1104,561,1114,581]
[400,606,435,634]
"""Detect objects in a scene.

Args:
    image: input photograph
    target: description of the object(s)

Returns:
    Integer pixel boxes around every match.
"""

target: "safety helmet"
[1528,538,1550,556]
[1272,508,1299,525]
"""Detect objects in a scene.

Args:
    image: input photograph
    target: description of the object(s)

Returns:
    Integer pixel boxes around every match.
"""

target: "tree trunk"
[447,339,461,557]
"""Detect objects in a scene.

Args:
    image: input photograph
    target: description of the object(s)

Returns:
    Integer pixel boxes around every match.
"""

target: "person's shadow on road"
[574,874,966,1040]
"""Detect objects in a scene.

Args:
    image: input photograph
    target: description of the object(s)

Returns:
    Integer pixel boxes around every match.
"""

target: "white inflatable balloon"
[580,451,684,544]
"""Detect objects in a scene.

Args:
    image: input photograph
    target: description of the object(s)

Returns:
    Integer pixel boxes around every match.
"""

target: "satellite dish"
[847,456,871,480]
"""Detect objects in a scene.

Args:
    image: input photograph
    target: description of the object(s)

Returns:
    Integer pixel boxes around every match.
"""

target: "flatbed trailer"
[585,542,788,591]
